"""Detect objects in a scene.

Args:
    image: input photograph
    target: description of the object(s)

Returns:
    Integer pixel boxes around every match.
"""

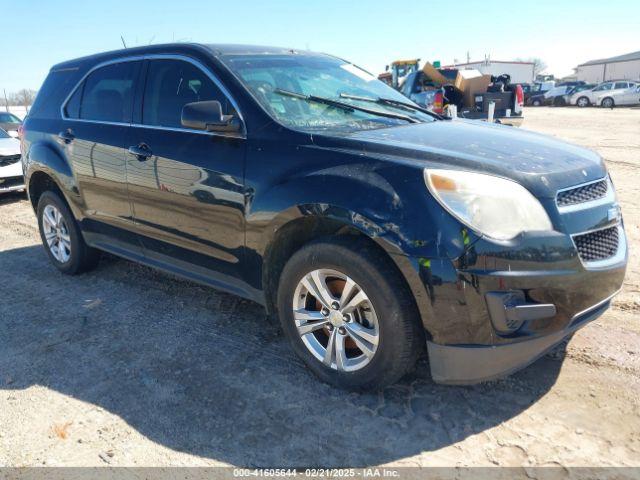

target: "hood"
[316,120,606,198]
[0,137,20,156]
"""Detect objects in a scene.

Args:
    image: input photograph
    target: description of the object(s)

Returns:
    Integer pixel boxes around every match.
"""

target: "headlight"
[424,169,553,240]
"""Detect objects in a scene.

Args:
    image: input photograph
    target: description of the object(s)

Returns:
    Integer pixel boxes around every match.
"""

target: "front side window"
[222,54,435,133]
[79,61,138,122]
[594,83,613,91]
[142,59,236,129]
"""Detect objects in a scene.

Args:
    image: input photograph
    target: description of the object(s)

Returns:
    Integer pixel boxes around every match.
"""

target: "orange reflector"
[430,174,457,191]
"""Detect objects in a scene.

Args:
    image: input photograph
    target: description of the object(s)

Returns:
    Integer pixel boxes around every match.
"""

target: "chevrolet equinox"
[21,44,627,389]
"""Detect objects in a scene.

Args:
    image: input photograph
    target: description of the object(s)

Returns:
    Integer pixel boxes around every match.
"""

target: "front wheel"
[277,237,424,390]
[532,99,542,106]
[577,96,590,107]
[37,191,100,274]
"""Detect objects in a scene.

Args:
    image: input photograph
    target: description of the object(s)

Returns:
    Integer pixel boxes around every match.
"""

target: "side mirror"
[181,101,241,134]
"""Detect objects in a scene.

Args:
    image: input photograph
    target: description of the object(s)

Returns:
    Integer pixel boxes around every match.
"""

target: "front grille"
[574,226,619,262]
[557,179,608,207]
[0,154,20,167]
[0,175,24,190]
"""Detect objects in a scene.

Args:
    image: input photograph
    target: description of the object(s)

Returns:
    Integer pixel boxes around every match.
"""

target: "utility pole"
[3,89,8,111]
[466,50,470,64]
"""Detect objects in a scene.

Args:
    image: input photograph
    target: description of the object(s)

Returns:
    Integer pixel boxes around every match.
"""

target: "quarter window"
[142,59,236,129]
[78,62,138,122]
[64,85,82,119]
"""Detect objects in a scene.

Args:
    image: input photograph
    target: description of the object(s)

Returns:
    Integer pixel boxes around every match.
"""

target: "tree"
[11,89,37,109]
[517,57,547,76]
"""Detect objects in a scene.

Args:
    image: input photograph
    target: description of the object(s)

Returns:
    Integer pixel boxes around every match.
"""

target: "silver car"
[570,80,639,107]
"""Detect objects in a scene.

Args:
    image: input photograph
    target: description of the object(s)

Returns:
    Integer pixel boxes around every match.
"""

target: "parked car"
[0,128,24,193]
[570,80,639,107]
[0,111,23,138]
[601,83,640,107]
[523,81,555,103]
[22,44,627,389]
[528,85,573,106]
[562,84,596,105]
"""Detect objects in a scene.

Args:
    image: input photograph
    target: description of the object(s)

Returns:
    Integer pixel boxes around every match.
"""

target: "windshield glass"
[222,54,435,133]
[0,113,21,123]
[0,128,11,139]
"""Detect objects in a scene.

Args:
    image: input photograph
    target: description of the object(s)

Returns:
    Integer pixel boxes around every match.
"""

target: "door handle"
[58,129,75,144]
[128,143,152,161]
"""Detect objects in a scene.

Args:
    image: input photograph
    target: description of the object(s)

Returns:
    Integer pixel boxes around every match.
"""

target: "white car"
[0,128,24,193]
[570,80,639,107]
[605,83,640,107]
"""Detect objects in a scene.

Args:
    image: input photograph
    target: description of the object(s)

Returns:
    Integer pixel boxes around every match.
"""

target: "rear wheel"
[37,191,100,274]
[532,98,542,106]
[277,237,424,390]
[601,97,615,109]
[577,96,590,107]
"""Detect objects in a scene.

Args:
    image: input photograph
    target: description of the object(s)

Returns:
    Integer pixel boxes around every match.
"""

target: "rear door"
[126,56,248,289]
[61,59,141,249]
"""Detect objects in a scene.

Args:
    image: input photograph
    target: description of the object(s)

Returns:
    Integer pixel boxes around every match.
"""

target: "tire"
[532,99,542,106]
[577,96,590,107]
[277,236,424,390]
[601,97,614,109]
[554,97,566,107]
[37,190,100,275]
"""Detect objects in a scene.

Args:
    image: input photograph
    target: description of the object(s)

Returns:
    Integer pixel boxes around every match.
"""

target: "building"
[576,50,640,83]
[442,60,535,84]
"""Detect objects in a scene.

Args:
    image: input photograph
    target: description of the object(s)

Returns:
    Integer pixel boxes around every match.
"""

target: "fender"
[246,162,445,331]
[25,141,84,218]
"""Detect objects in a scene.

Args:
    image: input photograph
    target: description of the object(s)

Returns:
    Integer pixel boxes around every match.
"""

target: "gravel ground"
[0,107,639,468]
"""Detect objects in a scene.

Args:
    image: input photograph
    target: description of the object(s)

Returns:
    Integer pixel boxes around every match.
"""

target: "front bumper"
[427,288,618,384]
[395,211,627,385]
[0,160,25,193]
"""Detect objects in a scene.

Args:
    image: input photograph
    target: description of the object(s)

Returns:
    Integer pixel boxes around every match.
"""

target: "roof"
[441,60,534,68]
[51,43,328,70]
[578,50,640,67]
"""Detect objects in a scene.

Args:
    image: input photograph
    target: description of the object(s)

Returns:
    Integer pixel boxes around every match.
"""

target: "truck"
[381,60,524,126]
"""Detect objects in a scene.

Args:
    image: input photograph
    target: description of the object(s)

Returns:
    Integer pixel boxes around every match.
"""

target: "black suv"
[22,44,627,390]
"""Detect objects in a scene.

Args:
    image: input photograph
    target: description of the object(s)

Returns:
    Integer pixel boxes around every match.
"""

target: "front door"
[60,59,141,250]
[126,57,248,293]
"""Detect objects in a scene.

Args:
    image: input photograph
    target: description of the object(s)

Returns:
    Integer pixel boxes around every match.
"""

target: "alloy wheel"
[42,204,72,263]
[292,269,379,372]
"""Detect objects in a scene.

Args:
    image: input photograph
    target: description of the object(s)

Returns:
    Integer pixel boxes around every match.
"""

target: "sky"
[1,0,639,94]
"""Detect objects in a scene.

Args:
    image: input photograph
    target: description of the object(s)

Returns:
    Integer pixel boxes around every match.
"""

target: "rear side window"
[614,82,628,89]
[78,62,138,123]
[142,59,236,129]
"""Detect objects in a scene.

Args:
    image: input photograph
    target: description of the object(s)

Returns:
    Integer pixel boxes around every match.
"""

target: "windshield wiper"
[339,93,444,120]
[274,88,419,124]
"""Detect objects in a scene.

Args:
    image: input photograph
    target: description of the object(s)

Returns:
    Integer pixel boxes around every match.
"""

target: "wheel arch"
[25,142,81,217]
[259,207,434,340]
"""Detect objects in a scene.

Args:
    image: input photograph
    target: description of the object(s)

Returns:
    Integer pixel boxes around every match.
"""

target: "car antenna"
[120,36,128,49]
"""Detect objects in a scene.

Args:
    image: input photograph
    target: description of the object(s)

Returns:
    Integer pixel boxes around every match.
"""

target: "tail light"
[432,91,444,114]
[514,84,524,114]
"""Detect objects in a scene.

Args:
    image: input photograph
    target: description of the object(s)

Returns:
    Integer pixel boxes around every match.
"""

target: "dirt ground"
[0,107,639,468]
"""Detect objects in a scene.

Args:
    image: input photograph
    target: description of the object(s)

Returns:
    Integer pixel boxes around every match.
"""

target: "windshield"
[222,54,435,133]
[0,113,21,123]
[0,128,11,139]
